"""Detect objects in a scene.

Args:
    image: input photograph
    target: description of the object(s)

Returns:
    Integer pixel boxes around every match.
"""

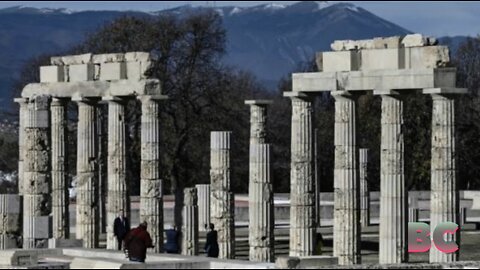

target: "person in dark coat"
[164,224,181,254]
[113,210,130,251]
[204,223,219,258]
[124,222,154,263]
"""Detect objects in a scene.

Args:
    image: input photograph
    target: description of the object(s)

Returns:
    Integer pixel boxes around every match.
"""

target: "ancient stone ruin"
[3,34,476,269]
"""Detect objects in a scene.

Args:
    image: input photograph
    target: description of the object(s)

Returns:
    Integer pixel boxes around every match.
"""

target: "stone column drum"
[359,148,369,227]
[245,100,272,145]
[139,95,166,253]
[287,92,315,256]
[332,91,361,265]
[196,184,210,232]
[429,93,460,263]
[14,98,28,195]
[74,97,99,248]
[249,143,274,262]
[379,93,407,264]
[105,97,129,250]
[182,187,199,256]
[51,98,69,239]
[0,195,21,249]
[210,131,235,259]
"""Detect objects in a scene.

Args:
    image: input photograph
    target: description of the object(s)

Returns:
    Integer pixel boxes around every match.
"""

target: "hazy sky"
[0,1,479,37]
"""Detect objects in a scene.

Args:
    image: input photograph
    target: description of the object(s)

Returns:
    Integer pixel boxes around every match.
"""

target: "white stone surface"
[13,98,28,195]
[74,97,99,249]
[359,149,369,227]
[105,97,129,250]
[405,46,449,69]
[51,53,92,65]
[210,131,235,259]
[288,96,315,257]
[40,66,64,83]
[332,91,360,265]
[196,184,211,232]
[322,51,360,72]
[138,95,165,253]
[92,53,125,64]
[429,94,460,263]
[401,33,437,47]
[360,48,405,70]
[379,94,407,264]
[100,62,127,81]
[68,64,95,82]
[50,98,69,239]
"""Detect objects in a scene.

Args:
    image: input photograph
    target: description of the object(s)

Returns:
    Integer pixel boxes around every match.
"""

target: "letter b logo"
[408,222,459,253]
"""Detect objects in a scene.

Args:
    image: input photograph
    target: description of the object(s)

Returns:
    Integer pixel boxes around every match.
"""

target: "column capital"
[283,91,314,101]
[373,89,402,96]
[72,96,99,104]
[13,97,29,105]
[137,95,168,103]
[245,100,273,106]
[50,97,69,106]
[331,90,362,101]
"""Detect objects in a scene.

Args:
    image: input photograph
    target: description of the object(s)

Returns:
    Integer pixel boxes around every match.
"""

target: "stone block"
[51,53,92,65]
[405,46,450,69]
[372,36,401,49]
[100,62,126,81]
[361,48,405,70]
[125,52,153,62]
[322,51,360,72]
[297,256,339,268]
[401,33,437,47]
[93,53,125,64]
[275,256,301,269]
[33,216,51,239]
[0,195,20,214]
[48,238,83,248]
[0,234,19,249]
[68,64,95,82]
[0,250,38,266]
[40,66,64,83]
[126,61,142,80]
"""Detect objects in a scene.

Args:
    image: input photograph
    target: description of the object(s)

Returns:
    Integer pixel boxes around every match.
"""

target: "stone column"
[182,187,198,256]
[359,149,369,227]
[74,97,99,249]
[378,92,407,264]
[23,95,51,249]
[196,184,210,232]
[332,91,361,265]
[104,96,129,250]
[0,195,21,249]
[249,143,274,262]
[51,97,69,239]
[210,131,235,259]
[284,92,315,257]
[138,95,167,253]
[13,98,28,195]
[245,100,272,144]
[428,92,461,262]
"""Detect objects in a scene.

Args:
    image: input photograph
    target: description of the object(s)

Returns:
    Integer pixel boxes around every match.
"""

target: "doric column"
[284,92,315,257]
[426,89,465,262]
[74,97,99,249]
[210,131,235,259]
[359,148,369,227]
[245,100,272,144]
[23,95,51,249]
[138,95,167,253]
[13,98,28,195]
[182,187,198,256]
[104,96,129,250]
[0,195,21,249]
[332,91,361,265]
[196,184,211,232]
[249,143,274,262]
[378,92,407,264]
[51,97,69,239]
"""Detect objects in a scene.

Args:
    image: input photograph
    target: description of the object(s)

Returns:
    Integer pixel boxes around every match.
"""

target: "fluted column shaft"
[75,97,99,248]
[14,98,28,195]
[249,144,274,262]
[196,184,211,232]
[429,94,459,262]
[332,92,360,265]
[182,187,198,256]
[210,131,235,259]
[289,95,315,256]
[105,97,129,250]
[139,96,165,253]
[23,95,51,249]
[359,149,369,227]
[379,94,407,264]
[51,98,69,239]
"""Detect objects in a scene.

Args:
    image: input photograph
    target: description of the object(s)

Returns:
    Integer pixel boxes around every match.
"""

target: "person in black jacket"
[164,224,180,254]
[204,223,219,258]
[113,210,130,251]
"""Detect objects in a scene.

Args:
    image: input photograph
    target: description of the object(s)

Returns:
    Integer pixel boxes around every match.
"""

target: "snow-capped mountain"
[0,1,462,109]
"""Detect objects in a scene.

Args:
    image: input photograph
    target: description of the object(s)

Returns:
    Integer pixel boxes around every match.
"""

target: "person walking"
[124,221,154,263]
[204,223,219,258]
[164,224,181,254]
[113,210,130,251]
